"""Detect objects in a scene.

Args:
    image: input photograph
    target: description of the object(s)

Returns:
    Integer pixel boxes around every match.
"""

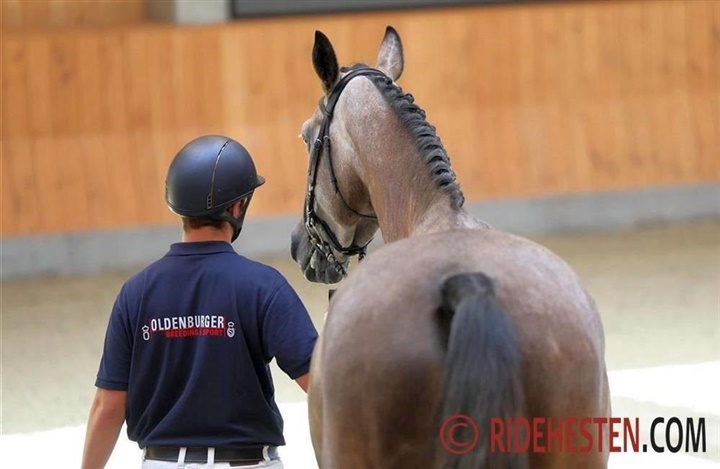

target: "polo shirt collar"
[166,241,236,256]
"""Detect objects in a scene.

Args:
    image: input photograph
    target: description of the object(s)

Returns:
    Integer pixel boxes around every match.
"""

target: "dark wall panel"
[232,0,525,18]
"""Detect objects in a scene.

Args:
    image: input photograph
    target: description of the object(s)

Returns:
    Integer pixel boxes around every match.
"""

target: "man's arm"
[261,281,319,393]
[81,388,127,469]
[295,372,310,393]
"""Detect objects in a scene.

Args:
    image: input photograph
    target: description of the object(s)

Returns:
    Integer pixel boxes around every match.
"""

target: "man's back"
[83,135,307,469]
[97,241,318,449]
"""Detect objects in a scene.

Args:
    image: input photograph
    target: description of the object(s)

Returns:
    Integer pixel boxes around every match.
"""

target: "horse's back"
[331,228,606,369]
[315,228,610,468]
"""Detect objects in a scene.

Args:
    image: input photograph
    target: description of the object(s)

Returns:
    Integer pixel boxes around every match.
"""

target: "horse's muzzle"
[291,223,346,285]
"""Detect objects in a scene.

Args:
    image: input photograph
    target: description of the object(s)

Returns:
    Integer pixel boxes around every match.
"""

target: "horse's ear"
[376,26,404,81]
[313,31,339,93]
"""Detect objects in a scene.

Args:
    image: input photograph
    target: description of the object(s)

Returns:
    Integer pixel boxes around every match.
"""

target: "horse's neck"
[411,202,487,239]
[354,87,487,243]
[366,154,484,243]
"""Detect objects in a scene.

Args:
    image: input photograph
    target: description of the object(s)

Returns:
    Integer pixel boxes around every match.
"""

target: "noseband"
[304,67,387,277]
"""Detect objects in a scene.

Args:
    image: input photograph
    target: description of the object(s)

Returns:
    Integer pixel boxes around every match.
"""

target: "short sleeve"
[261,281,319,380]
[95,287,133,391]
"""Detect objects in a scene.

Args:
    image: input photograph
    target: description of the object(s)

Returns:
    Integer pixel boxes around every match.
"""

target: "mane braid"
[364,71,466,209]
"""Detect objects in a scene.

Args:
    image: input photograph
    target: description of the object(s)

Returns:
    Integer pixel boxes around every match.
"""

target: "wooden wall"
[2,0,718,236]
[2,0,145,30]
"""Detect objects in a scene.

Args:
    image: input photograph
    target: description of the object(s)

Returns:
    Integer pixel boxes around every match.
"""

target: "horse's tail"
[436,272,528,469]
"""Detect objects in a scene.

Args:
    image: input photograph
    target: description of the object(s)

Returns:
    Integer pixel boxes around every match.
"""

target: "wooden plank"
[558,4,591,193]
[30,137,59,231]
[239,21,292,216]
[24,36,53,137]
[709,0,720,180]
[1,1,23,29]
[193,30,223,132]
[48,34,81,135]
[482,7,512,197]
[2,140,40,235]
[0,0,717,236]
[147,28,181,224]
[51,135,91,231]
[46,36,90,231]
[619,0,653,188]
[537,5,569,194]
[3,0,144,30]
[698,0,720,181]
[2,36,30,139]
[76,35,110,229]
[574,3,601,193]
[96,31,140,227]
[662,0,696,183]
[593,2,627,190]
[20,0,51,29]
[122,30,160,225]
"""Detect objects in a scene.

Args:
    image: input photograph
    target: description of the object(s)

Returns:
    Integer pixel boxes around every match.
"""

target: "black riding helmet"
[165,135,265,242]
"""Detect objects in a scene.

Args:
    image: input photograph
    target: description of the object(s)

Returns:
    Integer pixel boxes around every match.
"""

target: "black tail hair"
[436,272,528,469]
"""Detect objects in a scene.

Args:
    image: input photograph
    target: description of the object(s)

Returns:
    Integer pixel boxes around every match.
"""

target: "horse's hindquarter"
[316,228,610,468]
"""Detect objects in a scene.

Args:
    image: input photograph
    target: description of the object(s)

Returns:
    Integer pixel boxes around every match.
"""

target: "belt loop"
[177,447,187,469]
[262,445,270,462]
[208,447,215,467]
[141,448,147,461]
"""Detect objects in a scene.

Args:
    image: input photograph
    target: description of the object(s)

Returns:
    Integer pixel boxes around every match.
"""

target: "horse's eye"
[299,133,312,152]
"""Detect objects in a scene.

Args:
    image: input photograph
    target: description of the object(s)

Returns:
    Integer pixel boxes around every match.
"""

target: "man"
[82,135,318,469]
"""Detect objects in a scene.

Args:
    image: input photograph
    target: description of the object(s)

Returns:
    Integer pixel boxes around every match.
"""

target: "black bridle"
[304,66,387,277]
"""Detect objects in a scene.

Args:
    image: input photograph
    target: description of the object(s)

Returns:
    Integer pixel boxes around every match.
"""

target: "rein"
[304,67,386,278]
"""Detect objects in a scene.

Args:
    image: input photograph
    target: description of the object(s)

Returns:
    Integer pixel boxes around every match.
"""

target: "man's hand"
[295,373,310,393]
[81,388,127,469]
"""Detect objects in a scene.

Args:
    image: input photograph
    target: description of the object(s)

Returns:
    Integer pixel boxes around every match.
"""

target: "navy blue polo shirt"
[95,241,318,449]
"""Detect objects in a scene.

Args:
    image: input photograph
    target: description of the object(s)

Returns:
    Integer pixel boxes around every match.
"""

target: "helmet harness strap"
[214,193,254,243]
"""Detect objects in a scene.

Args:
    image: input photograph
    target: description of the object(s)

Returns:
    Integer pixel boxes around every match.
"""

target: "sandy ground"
[2,221,719,467]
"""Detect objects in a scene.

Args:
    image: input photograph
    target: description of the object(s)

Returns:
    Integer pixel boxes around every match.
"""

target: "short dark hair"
[181,216,226,232]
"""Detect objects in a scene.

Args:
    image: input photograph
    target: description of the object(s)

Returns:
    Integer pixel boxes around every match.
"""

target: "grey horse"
[290,26,610,469]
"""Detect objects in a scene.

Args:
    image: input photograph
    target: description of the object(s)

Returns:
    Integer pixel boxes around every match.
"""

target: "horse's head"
[290,27,404,284]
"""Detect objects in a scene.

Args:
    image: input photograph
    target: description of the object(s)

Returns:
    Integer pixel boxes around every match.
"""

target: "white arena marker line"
[609,361,720,416]
[1,400,716,468]
[277,401,318,469]
[0,402,319,469]
[609,452,720,469]
[0,424,141,469]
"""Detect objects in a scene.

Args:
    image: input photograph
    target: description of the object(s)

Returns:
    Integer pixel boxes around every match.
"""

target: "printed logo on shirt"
[142,315,229,340]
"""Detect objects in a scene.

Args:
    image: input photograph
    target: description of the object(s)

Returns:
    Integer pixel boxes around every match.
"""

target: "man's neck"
[182,227,232,243]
